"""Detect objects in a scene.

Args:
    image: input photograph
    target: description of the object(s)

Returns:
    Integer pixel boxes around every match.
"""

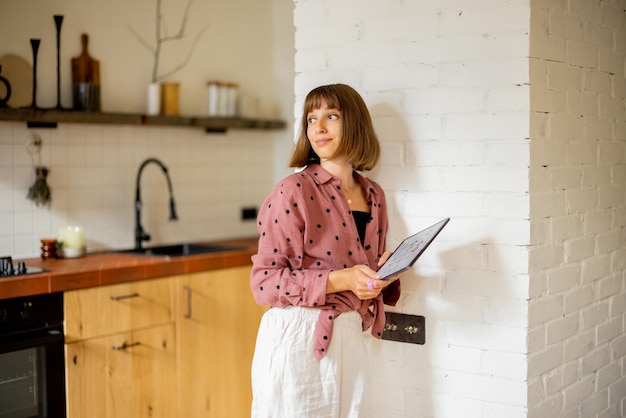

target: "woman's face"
[306,99,343,163]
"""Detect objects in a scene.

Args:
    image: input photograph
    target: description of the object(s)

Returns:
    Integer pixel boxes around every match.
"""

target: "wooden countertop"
[0,237,258,300]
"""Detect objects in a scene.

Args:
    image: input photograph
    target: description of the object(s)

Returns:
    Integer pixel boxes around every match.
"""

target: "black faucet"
[134,158,178,250]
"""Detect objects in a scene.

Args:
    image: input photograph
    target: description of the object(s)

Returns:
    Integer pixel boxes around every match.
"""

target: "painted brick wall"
[294,1,531,417]
[528,1,626,417]
[293,0,625,417]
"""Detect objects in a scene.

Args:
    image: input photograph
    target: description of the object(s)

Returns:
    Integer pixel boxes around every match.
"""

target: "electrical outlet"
[381,312,425,345]
[241,207,258,220]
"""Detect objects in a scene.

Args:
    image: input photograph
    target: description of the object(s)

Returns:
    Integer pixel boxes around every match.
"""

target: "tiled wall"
[293,0,625,417]
[0,121,284,257]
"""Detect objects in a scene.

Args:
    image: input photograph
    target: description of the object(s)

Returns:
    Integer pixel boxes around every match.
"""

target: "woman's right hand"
[327,265,386,300]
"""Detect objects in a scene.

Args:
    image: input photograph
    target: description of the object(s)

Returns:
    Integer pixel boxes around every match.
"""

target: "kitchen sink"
[111,243,240,257]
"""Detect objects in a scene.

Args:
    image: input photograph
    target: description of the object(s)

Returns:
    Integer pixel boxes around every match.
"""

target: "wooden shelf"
[0,108,286,133]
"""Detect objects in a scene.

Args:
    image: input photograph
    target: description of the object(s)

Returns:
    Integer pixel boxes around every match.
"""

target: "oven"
[0,290,67,418]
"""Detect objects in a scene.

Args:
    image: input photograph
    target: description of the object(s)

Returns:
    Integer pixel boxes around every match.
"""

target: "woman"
[250,84,401,418]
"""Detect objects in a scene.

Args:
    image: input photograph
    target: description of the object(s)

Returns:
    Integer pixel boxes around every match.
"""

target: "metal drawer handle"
[112,341,141,351]
[184,285,192,318]
[110,292,139,301]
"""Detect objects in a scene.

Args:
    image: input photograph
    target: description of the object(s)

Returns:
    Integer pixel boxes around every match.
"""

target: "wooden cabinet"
[177,265,267,418]
[65,325,177,418]
[64,278,177,418]
[63,267,266,418]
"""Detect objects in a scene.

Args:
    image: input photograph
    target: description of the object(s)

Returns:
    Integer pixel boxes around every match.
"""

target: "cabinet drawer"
[65,277,174,341]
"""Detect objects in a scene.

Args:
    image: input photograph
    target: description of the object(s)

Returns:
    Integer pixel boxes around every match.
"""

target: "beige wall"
[0,0,283,115]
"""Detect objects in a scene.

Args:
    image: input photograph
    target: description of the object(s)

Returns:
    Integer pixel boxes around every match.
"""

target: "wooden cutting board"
[71,33,100,84]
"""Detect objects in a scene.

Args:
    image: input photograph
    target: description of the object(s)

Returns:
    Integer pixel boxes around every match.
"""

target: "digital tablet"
[377,217,450,280]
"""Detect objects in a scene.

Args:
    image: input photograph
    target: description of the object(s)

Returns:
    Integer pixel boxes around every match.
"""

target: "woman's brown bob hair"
[289,84,380,171]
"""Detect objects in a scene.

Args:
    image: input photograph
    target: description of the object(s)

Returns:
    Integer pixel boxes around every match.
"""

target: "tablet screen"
[377,218,450,280]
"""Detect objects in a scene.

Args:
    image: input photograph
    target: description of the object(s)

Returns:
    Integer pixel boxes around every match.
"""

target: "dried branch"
[129,0,208,83]
[128,25,155,55]
[161,0,192,41]
[153,0,164,82]
[157,23,210,82]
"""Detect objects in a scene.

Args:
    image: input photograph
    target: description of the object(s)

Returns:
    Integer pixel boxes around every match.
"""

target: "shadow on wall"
[364,101,438,416]
[368,101,413,235]
[368,234,519,416]
[434,237,524,415]
[365,100,525,415]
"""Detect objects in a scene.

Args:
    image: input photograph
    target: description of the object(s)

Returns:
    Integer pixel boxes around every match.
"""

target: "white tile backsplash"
[0,121,289,258]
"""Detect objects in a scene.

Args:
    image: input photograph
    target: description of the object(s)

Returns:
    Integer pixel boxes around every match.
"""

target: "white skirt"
[251,306,371,418]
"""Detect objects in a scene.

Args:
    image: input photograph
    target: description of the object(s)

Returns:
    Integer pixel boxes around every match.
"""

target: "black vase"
[29,39,41,109]
[53,15,65,110]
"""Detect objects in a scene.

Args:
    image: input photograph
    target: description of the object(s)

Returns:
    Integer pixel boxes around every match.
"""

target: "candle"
[60,226,83,249]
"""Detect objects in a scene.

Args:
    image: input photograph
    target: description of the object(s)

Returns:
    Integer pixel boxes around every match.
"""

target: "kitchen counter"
[0,237,258,300]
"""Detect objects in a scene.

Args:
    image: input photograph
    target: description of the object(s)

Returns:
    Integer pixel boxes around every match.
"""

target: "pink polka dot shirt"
[250,164,401,360]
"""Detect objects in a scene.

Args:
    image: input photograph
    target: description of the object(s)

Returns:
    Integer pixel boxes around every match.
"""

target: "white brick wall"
[292,0,625,417]
[529,1,625,418]
[294,0,532,416]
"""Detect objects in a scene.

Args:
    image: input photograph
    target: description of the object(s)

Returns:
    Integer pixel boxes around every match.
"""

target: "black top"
[351,210,370,245]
